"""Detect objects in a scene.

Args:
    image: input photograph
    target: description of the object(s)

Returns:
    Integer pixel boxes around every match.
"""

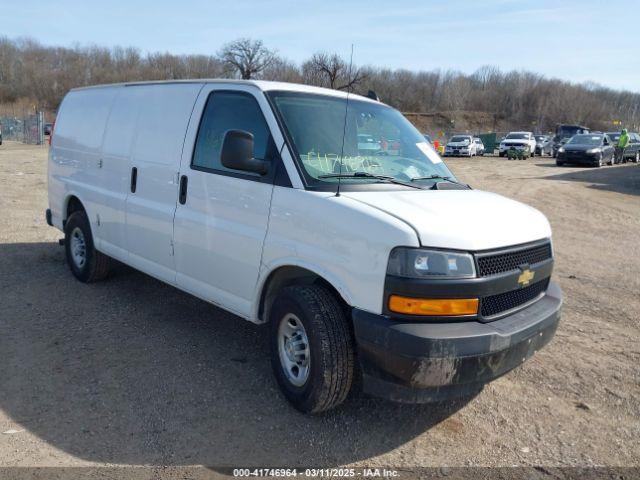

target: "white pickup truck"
[499,131,537,157]
[46,80,561,413]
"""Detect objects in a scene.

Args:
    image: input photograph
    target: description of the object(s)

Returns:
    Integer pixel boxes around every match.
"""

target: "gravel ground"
[0,142,638,470]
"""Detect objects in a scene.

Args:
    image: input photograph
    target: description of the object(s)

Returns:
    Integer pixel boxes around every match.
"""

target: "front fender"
[251,258,355,323]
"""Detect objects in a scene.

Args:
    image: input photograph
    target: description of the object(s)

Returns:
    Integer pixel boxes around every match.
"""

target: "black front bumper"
[557,152,599,165]
[352,281,562,403]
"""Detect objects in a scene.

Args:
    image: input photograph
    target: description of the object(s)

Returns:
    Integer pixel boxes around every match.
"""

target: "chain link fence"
[0,112,45,145]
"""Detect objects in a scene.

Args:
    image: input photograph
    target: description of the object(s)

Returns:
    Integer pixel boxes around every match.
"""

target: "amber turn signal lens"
[388,296,479,316]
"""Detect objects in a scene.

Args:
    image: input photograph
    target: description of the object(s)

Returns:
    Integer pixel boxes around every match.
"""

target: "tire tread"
[65,211,111,283]
[273,285,355,413]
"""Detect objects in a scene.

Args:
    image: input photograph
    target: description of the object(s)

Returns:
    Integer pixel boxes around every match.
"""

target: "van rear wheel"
[64,211,111,282]
[269,285,355,414]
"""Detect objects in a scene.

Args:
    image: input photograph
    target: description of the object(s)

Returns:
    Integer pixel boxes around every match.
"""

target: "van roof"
[70,79,380,104]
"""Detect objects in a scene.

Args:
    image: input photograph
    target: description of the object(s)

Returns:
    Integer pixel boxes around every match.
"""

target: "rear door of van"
[124,83,203,284]
[173,84,285,318]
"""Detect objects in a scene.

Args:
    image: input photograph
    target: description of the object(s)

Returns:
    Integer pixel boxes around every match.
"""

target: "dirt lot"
[0,142,638,471]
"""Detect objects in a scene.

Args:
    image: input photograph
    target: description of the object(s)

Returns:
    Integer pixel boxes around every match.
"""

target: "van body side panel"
[96,87,142,261]
[255,189,420,319]
[124,83,203,285]
[48,88,118,231]
[173,84,276,318]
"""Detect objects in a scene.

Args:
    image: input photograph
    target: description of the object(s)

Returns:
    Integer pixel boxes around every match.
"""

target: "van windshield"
[268,91,455,187]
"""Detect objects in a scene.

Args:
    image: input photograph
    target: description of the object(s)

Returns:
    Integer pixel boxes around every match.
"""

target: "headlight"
[558,147,565,153]
[587,148,601,154]
[387,248,476,279]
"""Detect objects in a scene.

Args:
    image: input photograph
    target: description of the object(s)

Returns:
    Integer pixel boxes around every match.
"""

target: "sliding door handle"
[179,175,188,205]
[130,167,138,193]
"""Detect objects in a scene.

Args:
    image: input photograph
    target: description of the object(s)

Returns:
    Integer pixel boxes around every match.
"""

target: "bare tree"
[218,38,276,80]
[261,57,302,83]
[302,52,366,90]
[2,36,639,133]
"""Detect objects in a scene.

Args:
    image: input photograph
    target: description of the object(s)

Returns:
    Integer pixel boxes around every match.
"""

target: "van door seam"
[252,140,287,320]
[171,83,207,278]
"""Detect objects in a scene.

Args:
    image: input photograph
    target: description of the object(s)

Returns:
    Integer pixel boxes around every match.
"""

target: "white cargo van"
[47,80,562,413]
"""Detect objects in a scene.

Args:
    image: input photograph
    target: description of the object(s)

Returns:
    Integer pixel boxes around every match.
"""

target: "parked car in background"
[473,137,485,156]
[534,135,552,156]
[357,134,381,155]
[44,123,53,136]
[556,133,614,167]
[444,134,477,157]
[606,131,640,163]
[552,124,589,157]
[499,132,536,158]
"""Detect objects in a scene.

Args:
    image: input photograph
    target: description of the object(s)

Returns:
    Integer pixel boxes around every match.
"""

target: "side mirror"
[221,130,269,175]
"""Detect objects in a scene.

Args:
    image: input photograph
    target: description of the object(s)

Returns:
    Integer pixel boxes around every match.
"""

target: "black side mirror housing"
[220,130,269,175]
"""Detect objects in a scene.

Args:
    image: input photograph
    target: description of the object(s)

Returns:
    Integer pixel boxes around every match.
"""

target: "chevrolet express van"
[47,80,562,413]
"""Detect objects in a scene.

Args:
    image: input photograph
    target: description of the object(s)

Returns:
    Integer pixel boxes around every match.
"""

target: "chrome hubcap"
[70,227,86,268]
[277,314,310,387]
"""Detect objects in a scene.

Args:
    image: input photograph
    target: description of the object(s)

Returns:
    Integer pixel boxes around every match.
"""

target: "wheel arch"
[63,194,86,225]
[254,263,353,324]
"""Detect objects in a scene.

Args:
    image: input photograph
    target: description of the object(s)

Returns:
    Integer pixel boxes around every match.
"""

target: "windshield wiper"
[410,174,471,189]
[319,171,424,189]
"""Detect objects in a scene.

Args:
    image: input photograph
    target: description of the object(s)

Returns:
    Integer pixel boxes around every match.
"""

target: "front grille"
[477,243,552,277]
[566,151,589,158]
[481,278,549,318]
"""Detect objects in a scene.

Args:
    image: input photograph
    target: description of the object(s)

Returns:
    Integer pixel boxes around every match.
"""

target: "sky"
[3,0,638,92]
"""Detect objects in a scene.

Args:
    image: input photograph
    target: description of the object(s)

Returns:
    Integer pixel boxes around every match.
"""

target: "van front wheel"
[64,211,111,282]
[270,285,355,414]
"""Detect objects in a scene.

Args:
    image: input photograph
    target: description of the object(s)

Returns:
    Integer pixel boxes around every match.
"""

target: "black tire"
[498,151,505,157]
[556,160,564,167]
[269,284,355,414]
[64,211,111,282]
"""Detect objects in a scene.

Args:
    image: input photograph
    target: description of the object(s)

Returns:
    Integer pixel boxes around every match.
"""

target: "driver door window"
[192,91,277,178]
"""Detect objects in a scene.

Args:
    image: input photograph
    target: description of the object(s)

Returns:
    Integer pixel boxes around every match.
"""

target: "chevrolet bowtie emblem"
[518,268,535,286]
